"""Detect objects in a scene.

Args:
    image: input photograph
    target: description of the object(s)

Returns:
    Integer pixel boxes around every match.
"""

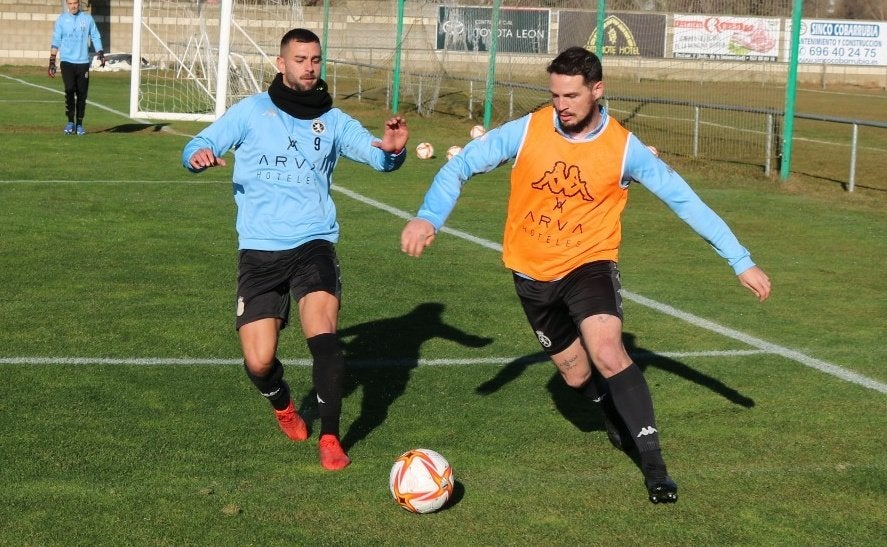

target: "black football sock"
[579,365,607,402]
[308,333,345,437]
[243,358,291,411]
[608,363,668,481]
[578,368,632,449]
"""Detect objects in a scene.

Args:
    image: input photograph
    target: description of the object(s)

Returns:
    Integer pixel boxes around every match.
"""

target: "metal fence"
[325,58,887,193]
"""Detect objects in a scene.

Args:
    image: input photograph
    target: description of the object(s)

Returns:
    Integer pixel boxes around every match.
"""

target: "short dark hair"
[280,28,321,50]
[547,46,603,85]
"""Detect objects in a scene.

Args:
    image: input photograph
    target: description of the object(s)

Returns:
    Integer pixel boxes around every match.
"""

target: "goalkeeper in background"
[401,46,771,504]
[49,0,104,136]
[182,28,409,471]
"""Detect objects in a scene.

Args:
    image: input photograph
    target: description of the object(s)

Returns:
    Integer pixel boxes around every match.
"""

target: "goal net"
[130,0,304,121]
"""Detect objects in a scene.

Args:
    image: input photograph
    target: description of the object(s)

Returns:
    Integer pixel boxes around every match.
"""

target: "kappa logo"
[316,393,326,404]
[236,296,245,317]
[531,161,594,201]
[637,426,658,438]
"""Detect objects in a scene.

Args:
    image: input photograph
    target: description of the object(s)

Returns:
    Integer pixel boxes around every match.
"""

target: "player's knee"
[587,343,631,377]
[242,350,277,376]
[561,370,591,389]
[554,358,592,388]
[551,344,593,388]
[591,358,631,378]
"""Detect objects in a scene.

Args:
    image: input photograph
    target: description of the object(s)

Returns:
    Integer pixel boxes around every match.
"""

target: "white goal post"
[130,0,303,122]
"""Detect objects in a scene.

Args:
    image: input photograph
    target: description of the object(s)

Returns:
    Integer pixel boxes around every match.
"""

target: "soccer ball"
[469,124,486,139]
[415,142,434,159]
[389,448,454,514]
[446,145,462,160]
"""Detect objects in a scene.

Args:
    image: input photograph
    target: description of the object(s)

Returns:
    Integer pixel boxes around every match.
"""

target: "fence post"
[469,80,474,120]
[765,113,773,177]
[849,123,858,192]
[693,106,699,158]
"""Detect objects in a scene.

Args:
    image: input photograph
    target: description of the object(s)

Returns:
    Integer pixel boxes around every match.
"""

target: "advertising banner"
[672,14,780,61]
[437,6,550,54]
[557,11,666,57]
[787,19,886,66]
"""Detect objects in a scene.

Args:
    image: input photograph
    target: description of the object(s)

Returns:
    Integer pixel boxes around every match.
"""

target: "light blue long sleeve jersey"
[417,106,755,275]
[51,10,102,64]
[182,93,405,251]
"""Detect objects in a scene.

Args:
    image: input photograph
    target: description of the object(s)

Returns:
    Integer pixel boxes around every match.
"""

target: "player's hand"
[738,265,771,302]
[96,50,105,68]
[401,218,436,257]
[373,115,408,154]
[48,55,57,78]
[188,148,226,171]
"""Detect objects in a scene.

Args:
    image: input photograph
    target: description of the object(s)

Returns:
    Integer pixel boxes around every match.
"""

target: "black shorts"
[513,260,624,355]
[235,240,341,330]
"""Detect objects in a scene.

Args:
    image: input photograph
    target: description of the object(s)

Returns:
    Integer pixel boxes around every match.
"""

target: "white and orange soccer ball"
[389,448,454,514]
[469,124,486,139]
[446,145,462,160]
[415,142,434,159]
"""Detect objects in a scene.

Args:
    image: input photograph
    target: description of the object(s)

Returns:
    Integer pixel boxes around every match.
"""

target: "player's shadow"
[102,123,169,133]
[476,331,755,435]
[297,302,493,450]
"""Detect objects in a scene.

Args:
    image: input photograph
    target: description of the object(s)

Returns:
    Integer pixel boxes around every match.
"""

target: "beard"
[284,75,317,92]
[560,109,596,135]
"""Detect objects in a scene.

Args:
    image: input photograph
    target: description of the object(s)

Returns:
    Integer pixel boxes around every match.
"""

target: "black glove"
[48,54,57,78]
[96,50,105,68]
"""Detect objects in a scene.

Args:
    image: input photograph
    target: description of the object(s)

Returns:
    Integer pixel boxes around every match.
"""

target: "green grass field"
[1,67,885,546]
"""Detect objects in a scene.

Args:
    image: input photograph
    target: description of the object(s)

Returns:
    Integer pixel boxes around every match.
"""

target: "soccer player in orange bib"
[401,47,771,503]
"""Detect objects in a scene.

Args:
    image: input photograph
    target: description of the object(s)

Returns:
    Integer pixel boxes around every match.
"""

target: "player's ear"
[591,80,605,101]
[275,55,285,75]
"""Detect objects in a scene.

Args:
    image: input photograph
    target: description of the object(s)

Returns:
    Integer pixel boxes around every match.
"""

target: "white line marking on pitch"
[0,74,191,137]
[0,350,770,367]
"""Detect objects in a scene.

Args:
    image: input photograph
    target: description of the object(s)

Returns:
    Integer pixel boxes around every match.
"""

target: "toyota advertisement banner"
[437,6,550,54]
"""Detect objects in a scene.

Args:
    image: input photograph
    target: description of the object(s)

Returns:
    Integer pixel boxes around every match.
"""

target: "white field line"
[0,350,770,367]
[1,73,147,122]
[1,74,884,394]
[0,74,191,137]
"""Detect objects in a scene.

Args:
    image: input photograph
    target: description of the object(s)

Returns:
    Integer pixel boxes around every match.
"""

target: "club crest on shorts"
[236,296,245,316]
[535,330,552,348]
[311,120,325,134]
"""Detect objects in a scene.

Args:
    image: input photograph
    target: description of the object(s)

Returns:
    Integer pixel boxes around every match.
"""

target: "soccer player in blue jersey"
[49,0,104,135]
[183,28,409,470]
[402,47,771,502]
